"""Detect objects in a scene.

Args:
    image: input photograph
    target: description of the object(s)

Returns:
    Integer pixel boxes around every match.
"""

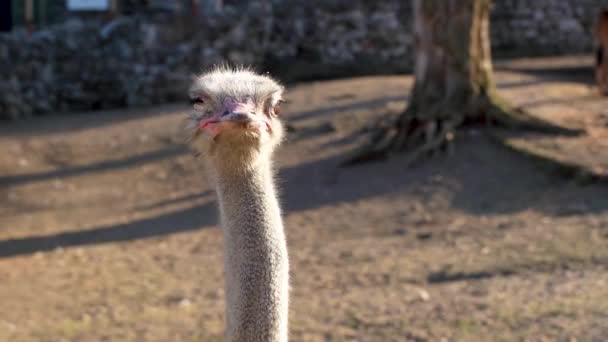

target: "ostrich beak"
[200,112,271,136]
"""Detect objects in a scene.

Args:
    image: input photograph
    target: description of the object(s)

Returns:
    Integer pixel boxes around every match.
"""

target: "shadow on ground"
[0,104,190,137]
[2,57,607,258]
[0,145,188,186]
[0,201,217,258]
[2,133,608,259]
[287,95,404,122]
[495,65,595,85]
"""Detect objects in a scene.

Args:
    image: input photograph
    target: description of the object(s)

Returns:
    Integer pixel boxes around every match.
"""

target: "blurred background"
[1,0,607,341]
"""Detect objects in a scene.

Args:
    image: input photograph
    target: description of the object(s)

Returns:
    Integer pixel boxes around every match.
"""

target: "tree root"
[342,106,463,166]
[342,94,584,167]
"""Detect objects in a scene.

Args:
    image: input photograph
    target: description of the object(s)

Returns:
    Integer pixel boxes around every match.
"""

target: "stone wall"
[492,0,608,55]
[1,0,607,119]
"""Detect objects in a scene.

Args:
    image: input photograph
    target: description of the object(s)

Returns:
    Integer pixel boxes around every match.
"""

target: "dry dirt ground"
[1,56,608,342]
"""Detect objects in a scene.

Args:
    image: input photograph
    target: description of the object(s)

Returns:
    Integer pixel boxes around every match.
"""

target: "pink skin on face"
[199,99,271,136]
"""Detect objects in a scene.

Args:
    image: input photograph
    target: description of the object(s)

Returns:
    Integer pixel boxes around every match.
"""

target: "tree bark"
[345,0,577,166]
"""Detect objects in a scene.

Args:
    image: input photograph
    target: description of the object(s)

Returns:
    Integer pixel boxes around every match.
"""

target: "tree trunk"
[345,0,577,166]
[596,10,608,95]
[411,0,493,117]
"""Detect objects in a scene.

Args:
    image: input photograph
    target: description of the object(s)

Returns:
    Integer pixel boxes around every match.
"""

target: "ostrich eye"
[273,101,283,116]
[190,97,205,106]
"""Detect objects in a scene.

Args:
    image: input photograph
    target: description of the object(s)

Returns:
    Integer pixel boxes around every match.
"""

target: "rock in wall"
[1,0,606,119]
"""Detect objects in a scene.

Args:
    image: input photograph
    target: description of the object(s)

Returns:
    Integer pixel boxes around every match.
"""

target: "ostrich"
[186,67,289,342]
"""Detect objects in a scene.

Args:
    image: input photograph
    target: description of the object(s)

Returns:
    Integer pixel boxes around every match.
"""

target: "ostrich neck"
[214,160,289,342]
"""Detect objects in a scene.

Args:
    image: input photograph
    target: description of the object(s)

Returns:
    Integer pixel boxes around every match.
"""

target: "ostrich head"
[186,67,285,172]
